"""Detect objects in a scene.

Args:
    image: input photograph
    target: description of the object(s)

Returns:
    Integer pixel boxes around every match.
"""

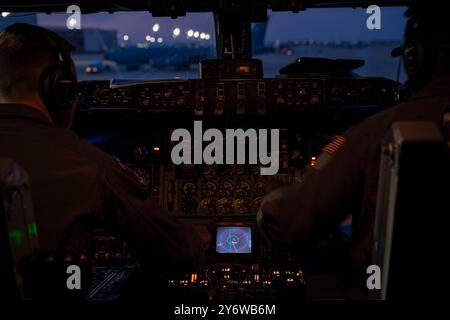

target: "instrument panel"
[77,77,399,114]
[78,76,399,300]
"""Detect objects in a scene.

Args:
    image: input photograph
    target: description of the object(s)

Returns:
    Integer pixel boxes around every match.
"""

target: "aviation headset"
[391,5,450,88]
[4,23,78,111]
[401,17,437,82]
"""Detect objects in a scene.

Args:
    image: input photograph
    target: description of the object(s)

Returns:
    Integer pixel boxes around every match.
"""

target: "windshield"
[1,7,407,81]
[262,7,407,81]
[38,12,216,80]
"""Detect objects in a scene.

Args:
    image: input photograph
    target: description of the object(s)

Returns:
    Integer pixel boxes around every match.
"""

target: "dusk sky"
[37,7,407,45]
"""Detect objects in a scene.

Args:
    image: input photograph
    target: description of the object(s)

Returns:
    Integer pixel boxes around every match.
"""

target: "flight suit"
[257,75,450,289]
[0,104,204,273]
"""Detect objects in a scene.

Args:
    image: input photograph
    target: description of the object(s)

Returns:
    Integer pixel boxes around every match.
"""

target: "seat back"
[370,121,449,300]
[0,158,39,300]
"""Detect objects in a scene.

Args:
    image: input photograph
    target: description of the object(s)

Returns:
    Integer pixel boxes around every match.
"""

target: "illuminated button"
[311,96,320,104]
[276,96,285,104]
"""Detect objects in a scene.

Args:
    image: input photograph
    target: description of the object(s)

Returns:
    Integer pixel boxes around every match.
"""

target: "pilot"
[0,23,210,274]
[257,3,450,297]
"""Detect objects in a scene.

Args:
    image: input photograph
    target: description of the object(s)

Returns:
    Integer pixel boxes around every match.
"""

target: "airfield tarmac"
[74,41,405,82]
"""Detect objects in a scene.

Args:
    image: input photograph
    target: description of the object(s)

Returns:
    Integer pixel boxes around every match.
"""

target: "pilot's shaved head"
[0,23,74,100]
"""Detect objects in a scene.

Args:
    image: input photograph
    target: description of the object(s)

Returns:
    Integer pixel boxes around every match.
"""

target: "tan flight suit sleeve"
[96,155,204,273]
[257,124,370,248]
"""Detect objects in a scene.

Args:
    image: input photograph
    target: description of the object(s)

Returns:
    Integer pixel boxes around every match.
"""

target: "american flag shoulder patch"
[323,135,346,155]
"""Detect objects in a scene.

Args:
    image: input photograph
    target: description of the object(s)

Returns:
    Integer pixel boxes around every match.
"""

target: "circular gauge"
[235,166,246,176]
[225,165,236,176]
[200,198,216,215]
[251,197,263,213]
[254,181,266,196]
[203,166,217,179]
[217,197,233,215]
[183,182,197,196]
[251,166,262,176]
[182,199,197,214]
[233,198,250,215]
[225,165,245,176]
[132,145,149,162]
[134,168,150,187]
[220,180,234,196]
[236,181,251,197]
[201,181,217,197]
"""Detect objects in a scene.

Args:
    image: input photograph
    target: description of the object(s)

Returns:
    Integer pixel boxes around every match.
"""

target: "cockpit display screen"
[216,226,252,254]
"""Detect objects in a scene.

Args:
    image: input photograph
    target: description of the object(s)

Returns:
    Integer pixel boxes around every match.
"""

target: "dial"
[233,198,250,215]
[220,180,234,197]
[236,181,251,197]
[203,166,217,179]
[217,197,233,215]
[201,181,217,197]
[251,166,262,176]
[133,145,149,161]
[225,165,245,176]
[183,182,197,196]
[200,198,216,215]
[133,167,150,187]
[251,197,263,214]
[254,181,266,196]
[181,199,197,214]
[225,165,235,176]
[235,165,246,176]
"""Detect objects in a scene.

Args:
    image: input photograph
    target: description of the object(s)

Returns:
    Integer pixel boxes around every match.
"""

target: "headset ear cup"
[403,39,437,90]
[54,71,77,109]
[39,66,77,111]
[403,43,419,79]
[39,65,58,111]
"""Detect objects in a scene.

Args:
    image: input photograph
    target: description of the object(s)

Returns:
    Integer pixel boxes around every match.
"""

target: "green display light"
[8,230,23,246]
[27,223,38,237]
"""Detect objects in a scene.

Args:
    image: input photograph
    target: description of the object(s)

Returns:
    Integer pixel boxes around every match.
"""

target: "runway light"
[205,34,211,40]
[85,67,91,73]
[152,23,160,32]
[173,27,180,37]
[92,67,98,73]
[123,34,129,41]
[157,37,163,43]
[187,29,194,37]
[200,32,206,39]
[145,35,151,41]
[193,31,199,38]
[1,12,11,18]
[149,37,156,43]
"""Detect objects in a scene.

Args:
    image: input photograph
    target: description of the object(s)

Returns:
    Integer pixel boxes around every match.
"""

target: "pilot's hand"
[193,225,212,251]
